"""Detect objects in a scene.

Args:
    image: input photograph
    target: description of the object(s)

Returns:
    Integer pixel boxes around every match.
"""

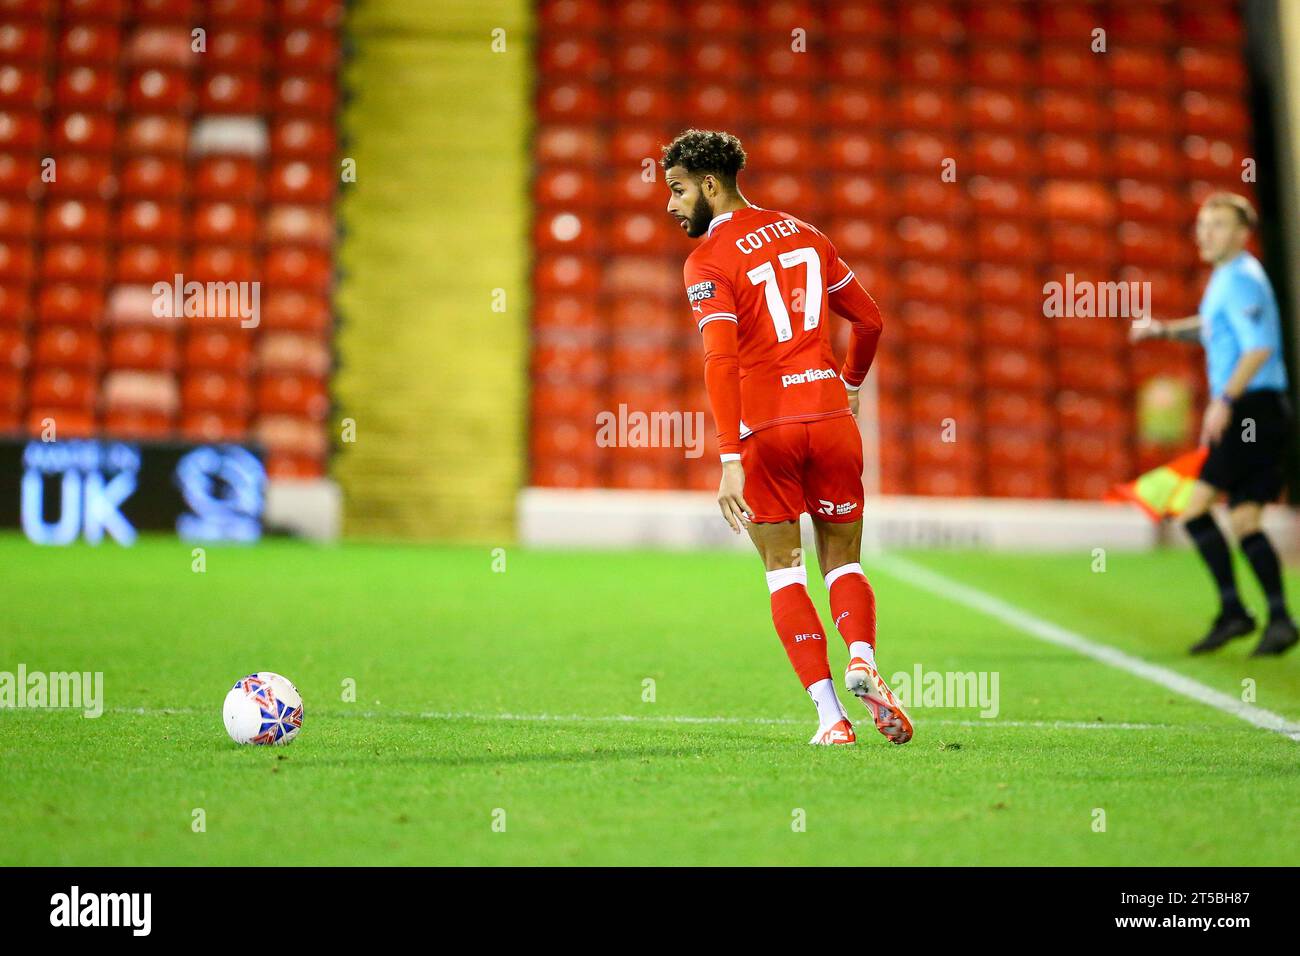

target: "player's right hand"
[1128,318,1164,343]
[848,390,860,418]
[718,461,754,534]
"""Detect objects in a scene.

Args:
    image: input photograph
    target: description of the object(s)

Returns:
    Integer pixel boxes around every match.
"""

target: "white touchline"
[875,555,1300,743]
[105,706,1179,732]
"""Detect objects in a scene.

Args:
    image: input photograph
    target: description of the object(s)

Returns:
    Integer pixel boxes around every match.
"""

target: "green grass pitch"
[1,532,1298,866]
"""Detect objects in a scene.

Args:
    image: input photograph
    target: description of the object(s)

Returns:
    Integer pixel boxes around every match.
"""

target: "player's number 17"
[746,246,822,343]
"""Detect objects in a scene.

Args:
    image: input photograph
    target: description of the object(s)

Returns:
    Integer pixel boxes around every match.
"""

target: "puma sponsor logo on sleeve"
[686,281,715,305]
[781,368,838,388]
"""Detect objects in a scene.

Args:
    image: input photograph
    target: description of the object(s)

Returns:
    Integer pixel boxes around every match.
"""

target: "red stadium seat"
[133,0,198,23]
[258,332,330,377]
[191,202,257,244]
[974,263,1040,306]
[0,196,36,238]
[263,205,333,246]
[122,25,193,67]
[274,72,338,115]
[1,21,51,63]
[270,117,337,159]
[119,156,186,199]
[1037,90,1107,134]
[106,326,178,370]
[34,325,101,369]
[1057,350,1128,392]
[979,304,1051,349]
[183,370,252,414]
[984,391,1053,431]
[42,153,114,200]
[0,110,44,152]
[37,283,104,326]
[267,161,334,204]
[1107,5,1175,44]
[0,240,35,282]
[0,285,32,327]
[982,348,1053,391]
[967,46,1033,84]
[43,199,110,241]
[969,134,1039,177]
[51,111,115,152]
[187,246,257,283]
[0,65,49,110]
[0,152,41,196]
[180,409,248,442]
[121,114,188,155]
[260,290,329,333]
[278,0,343,28]
[977,219,1041,263]
[1039,47,1105,89]
[114,243,182,284]
[199,72,266,113]
[263,247,331,291]
[116,200,184,242]
[185,329,253,373]
[40,242,109,284]
[29,368,97,411]
[53,67,120,111]
[126,68,193,113]
[1109,47,1178,91]
[610,40,672,82]
[276,29,341,72]
[205,28,269,71]
[1179,47,1246,92]
[256,374,328,420]
[966,87,1030,130]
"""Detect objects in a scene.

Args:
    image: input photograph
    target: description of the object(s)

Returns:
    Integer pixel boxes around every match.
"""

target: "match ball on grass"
[223,672,304,746]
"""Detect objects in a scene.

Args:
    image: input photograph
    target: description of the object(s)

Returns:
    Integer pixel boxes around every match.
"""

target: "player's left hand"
[1200,396,1232,446]
[847,390,860,418]
[717,460,754,534]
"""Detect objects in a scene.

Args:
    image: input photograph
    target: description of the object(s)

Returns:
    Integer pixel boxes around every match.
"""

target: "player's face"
[1195,205,1247,264]
[665,167,715,238]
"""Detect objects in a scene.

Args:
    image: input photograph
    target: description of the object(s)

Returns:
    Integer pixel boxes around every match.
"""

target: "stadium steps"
[332,0,530,541]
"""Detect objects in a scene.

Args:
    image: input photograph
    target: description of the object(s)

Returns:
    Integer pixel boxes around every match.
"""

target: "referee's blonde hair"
[1200,192,1258,230]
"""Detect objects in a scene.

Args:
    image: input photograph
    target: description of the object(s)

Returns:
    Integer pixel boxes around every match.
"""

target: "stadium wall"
[332,0,530,541]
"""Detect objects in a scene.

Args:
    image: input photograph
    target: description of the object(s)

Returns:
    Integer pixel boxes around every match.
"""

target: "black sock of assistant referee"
[1185,514,1246,617]
[1240,531,1292,623]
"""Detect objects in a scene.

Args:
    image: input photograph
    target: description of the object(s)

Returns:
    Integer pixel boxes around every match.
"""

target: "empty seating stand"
[530,0,1253,498]
[0,0,343,480]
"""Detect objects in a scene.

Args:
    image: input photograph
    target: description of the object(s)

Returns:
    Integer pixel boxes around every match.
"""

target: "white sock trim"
[807,677,846,727]
[766,565,807,594]
[824,562,864,589]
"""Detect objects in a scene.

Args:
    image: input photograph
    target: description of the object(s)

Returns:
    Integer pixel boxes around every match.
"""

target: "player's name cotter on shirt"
[682,205,878,446]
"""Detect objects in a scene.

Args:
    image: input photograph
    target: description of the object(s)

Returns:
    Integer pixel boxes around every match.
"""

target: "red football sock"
[826,562,877,652]
[767,567,831,688]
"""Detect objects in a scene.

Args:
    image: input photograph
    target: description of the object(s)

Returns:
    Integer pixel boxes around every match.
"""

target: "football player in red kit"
[662,129,912,746]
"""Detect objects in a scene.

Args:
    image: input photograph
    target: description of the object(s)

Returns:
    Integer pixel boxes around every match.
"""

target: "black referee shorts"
[1199,389,1294,506]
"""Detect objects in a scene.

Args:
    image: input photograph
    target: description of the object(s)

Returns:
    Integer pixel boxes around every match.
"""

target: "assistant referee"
[1132,193,1296,656]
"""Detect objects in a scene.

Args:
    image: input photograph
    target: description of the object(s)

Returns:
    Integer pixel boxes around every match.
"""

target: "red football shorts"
[740,413,865,524]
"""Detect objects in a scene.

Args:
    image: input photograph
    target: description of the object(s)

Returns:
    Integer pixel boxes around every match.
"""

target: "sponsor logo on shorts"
[781,368,838,388]
[817,499,858,516]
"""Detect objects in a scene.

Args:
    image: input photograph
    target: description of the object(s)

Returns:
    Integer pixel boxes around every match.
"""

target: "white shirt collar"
[706,205,762,238]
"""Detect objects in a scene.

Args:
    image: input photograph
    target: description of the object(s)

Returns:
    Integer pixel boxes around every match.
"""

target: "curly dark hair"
[660,129,747,187]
